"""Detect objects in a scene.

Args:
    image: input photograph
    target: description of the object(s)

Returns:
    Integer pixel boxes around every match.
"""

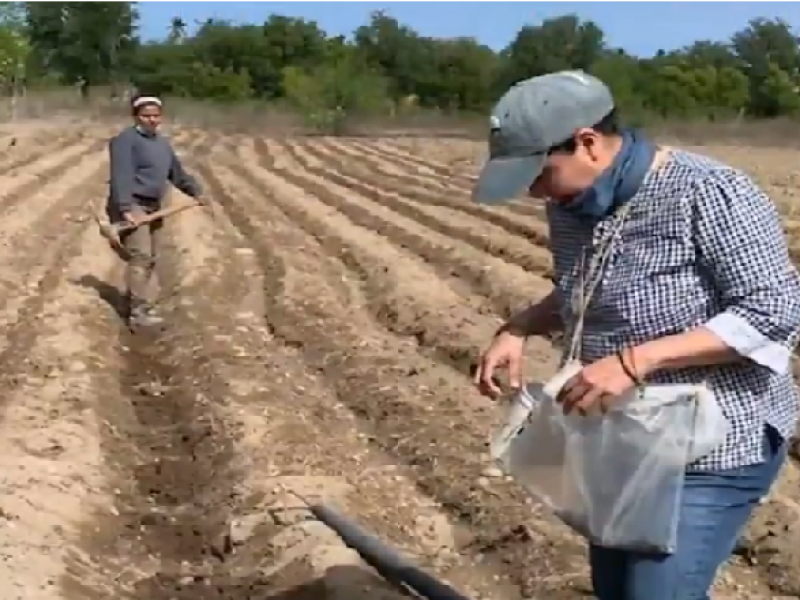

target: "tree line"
[1,1,799,128]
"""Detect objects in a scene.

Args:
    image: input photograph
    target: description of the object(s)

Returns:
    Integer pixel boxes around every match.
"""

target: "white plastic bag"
[490,365,729,554]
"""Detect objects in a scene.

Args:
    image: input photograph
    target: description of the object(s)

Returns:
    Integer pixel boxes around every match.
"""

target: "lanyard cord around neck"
[562,146,670,364]
[564,201,636,364]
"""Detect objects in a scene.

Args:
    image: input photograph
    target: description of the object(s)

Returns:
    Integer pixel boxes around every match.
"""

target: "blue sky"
[137,2,800,58]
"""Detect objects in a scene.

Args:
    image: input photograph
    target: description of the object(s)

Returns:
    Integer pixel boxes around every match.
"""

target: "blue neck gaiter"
[562,128,657,220]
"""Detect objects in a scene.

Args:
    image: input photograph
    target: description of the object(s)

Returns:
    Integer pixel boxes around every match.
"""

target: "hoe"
[94,200,201,258]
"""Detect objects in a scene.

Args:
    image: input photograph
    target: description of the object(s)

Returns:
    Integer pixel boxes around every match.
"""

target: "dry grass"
[4,86,800,145]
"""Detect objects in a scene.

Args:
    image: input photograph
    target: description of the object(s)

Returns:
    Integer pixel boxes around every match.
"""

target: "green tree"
[131,41,197,97]
[190,20,274,96]
[755,61,800,117]
[0,1,29,121]
[496,15,605,90]
[0,24,28,91]
[260,15,329,97]
[732,17,800,116]
[24,1,138,96]
[282,46,389,134]
[185,62,252,101]
[426,37,497,111]
[354,10,435,99]
[681,41,740,71]
[590,50,645,122]
[25,5,800,122]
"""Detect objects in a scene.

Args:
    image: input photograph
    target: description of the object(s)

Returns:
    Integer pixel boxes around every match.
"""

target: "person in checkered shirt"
[472,70,800,600]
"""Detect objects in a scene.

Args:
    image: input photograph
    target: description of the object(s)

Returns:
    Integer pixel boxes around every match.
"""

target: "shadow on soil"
[73,273,129,321]
[132,565,412,600]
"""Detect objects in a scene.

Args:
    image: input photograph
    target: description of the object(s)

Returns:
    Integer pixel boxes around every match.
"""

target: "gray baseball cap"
[472,70,615,205]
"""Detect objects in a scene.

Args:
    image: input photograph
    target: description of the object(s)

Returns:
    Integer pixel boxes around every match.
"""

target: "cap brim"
[471,155,545,205]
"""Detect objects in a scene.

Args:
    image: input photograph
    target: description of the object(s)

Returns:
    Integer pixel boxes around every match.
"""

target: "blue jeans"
[589,425,787,600]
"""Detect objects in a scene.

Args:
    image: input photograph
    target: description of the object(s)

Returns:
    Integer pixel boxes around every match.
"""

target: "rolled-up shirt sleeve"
[692,170,800,375]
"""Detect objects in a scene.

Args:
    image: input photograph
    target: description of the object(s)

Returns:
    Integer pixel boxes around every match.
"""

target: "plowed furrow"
[220,144,557,381]
[53,129,244,599]
[318,138,552,243]
[185,142,494,595]
[353,139,473,184]
[345,139,544,220]
[291,139,554,277]
[0,151,108,351]
[0,178,106,397]
[100,295,239,598]
[291,137,546,222]
[85,226,236,597]
[73,307,237,593]
[254,139,552,321]
[197,153,588,598]
[0,138,106,213]
[0,131,86,174]
[0,129,60,166]
[141,161,512,600]
[328,139,468,192]
[344,138,548,219]
[214,149,494,379]
[324,137,472,185]
[232,141,473,300]
[0,199,120,599]
[343,139,545,219]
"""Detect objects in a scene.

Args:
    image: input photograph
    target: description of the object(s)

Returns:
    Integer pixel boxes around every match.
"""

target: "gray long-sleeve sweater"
[107,126,202,216]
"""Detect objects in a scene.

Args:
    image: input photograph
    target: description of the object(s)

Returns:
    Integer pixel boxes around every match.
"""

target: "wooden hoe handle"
[115,201,200,233]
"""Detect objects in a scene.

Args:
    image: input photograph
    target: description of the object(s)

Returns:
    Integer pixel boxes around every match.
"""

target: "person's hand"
[474,330,526,398]
[557,348,650,416]
[122,208,146,227]
[194,195,210,207]
[108,230,123,251]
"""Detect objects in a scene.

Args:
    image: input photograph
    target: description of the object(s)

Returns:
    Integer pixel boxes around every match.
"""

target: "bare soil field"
[0,123,798,600]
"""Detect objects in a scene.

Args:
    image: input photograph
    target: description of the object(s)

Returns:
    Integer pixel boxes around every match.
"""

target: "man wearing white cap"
[473,70,800,599]
[107,94,205,329]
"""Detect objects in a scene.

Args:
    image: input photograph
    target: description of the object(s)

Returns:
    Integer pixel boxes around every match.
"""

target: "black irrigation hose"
[309,503,473,600]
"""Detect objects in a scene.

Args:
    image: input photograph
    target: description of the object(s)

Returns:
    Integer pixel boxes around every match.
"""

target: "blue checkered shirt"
[547,148,800,470]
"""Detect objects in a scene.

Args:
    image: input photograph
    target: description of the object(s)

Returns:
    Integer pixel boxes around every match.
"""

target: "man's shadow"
[73,274,130,322]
